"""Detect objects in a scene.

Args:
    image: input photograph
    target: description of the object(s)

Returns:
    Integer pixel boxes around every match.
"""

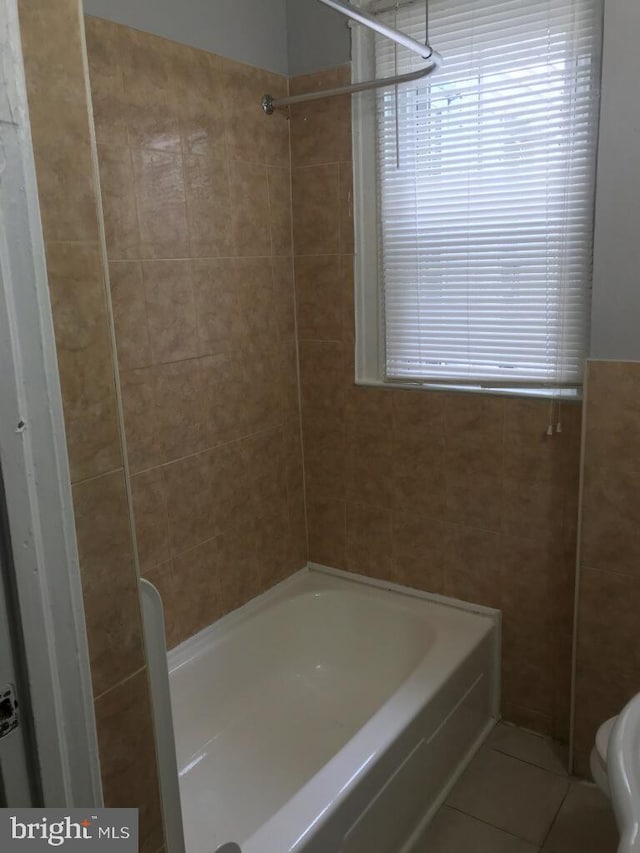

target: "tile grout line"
[445,804,541,848]
[93,665,147,704]
[447,741,574,849]
[488,742,570,778]
[539,783,572,852]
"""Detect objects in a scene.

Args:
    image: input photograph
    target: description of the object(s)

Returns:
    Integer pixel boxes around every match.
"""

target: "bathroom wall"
[82,0,289,75]
[18,1,163,850]
[286,0,351,76]
[285,0,640,363]
[290,67,583,740]
[590,0,640,361]
[85,17,307,649]
[572,361,640,773]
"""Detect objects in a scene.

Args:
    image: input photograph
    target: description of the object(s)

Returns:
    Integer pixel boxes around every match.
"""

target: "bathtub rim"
[238,566,501,853]
[168,563,502,688]
[168,564,502,852]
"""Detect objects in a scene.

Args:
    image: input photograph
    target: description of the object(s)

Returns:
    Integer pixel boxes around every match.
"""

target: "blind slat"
[370,0,601,385]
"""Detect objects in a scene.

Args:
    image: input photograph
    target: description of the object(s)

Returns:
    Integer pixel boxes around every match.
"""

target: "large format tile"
[97,144,140,259]
[577,567,640,679]
[302,406,347,500]
[544,782,618,853]
[581,462,640,576]
[307,497,346,569]
[487,722,568,775]
[184,154,234,258]
[443,525,502,610]
[84,17,129,148]
[416,806,539,853]
[132,148,189,259]
[72,471,145,697]
[267,166,293,256]
[142,260,199,364]
[289,66,351,167]
[572,663,638,758]
[228,161,271,256]
[95,669,164,853]
[292,164,340,254]
[193,258,246,355]
[109,261,151,370]
[345,501,394,580]
[295,254,347,342]
[131,468,171,573]
[585,360,640,472]
[46,241,122,481]
[447,747,569,845]
[172,538,224,640]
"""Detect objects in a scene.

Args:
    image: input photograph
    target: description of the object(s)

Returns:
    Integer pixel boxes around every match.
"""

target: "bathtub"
[162,566,500,853]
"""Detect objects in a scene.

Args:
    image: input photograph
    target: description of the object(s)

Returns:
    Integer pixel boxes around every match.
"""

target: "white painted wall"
[286,0,351,76]
[82,0,289,75]
[590,0,640,360]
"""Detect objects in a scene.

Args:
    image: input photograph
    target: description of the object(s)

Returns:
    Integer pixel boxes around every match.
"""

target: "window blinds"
[373,0,602,386]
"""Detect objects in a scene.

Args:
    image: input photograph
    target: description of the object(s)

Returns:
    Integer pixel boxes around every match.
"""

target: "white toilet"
[590,693,640,853]
[590,714,616,797]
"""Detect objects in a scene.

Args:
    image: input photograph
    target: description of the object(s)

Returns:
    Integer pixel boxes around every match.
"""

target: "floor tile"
[447,747,569,845]
[544,781,618,853]
[414,807,539,853]
[487,722,568,776]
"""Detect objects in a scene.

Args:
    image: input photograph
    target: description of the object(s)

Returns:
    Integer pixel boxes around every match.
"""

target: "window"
[353,0,602,392]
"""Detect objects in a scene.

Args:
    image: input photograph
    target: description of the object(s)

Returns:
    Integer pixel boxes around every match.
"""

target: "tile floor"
[416,722,619,853]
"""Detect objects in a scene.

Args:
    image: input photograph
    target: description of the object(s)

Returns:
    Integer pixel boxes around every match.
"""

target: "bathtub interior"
[170,587,438,749]
[167,568,500,853]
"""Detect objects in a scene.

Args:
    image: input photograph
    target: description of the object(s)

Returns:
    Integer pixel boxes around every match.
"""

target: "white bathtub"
[166,566,500,853]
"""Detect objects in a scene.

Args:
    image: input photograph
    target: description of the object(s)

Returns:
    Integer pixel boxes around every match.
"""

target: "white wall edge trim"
[0,0,103,807]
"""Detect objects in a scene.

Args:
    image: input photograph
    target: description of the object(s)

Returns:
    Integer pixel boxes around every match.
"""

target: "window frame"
[351,0,598,400]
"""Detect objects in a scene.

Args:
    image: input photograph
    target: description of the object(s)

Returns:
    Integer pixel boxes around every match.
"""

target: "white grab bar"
[139,579,185,853]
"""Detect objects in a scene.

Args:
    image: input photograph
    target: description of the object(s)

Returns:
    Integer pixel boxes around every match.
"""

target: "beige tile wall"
[84,17,307,649]
[18,1,163,849]
[573,360,640,772]
[290,66,583,740]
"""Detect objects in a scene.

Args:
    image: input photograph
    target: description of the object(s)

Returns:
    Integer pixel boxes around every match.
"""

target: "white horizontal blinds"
[373,0,601,386]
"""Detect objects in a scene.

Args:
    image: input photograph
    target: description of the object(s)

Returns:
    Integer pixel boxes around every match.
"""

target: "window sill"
[354,378,583,402]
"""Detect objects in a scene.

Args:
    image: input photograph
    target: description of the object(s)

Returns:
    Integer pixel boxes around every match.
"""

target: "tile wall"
[84,18,307,648]
[573,360,640,773]
[290,66,583,740]
[18,1,163,849]
[20,1,605,809]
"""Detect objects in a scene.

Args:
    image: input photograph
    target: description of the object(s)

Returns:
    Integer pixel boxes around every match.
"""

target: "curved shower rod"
[318,0,434,59]
[262,0,442,114]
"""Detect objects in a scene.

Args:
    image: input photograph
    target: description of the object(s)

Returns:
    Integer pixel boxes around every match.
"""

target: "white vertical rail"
[0,0,103,808]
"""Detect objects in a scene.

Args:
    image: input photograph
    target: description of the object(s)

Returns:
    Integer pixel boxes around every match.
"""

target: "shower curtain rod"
[262,0,442,114]
[317,0,434,60]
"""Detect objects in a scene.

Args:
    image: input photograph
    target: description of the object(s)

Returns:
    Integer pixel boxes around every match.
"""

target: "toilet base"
[590,745,611,798]
[590,715,617,799]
